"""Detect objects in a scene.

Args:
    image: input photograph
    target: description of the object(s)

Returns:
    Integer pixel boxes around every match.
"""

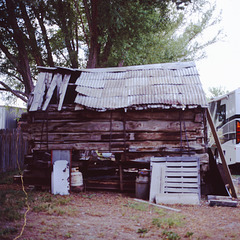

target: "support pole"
[206,108,237,198]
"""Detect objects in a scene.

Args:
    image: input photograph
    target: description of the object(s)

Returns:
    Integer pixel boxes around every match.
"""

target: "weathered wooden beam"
[134,198,181,212]
[58,74,71,111]
[206,108,237,198]
[42,73,62,111]
[24,120,204,133]
[29,131,202,142]
[26,108,203,121]
[30,72,51,111]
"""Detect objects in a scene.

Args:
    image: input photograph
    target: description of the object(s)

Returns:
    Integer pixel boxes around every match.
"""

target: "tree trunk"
[56,0,78,68]
[33,3,54,67]
[6,0,33,95]
[86,0,100,68]
[19,1,44,66]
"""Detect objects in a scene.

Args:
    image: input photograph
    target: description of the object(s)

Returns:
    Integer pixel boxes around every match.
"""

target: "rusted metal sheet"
[74,61,207,111]
[28,61,207,112]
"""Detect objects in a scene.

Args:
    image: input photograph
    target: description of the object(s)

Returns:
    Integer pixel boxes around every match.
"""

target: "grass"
[162,230,181,240]
[0,189,26,221]
[124,201,149,211]
[31,192,72,215]
[152,215,184,229]
[0,170,19,184]
[137,227,148,234]
[0,227,18,239]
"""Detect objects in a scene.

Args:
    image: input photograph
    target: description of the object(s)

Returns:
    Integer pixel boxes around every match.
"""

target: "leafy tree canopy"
[208,86,229,100]
[0,0,221,104]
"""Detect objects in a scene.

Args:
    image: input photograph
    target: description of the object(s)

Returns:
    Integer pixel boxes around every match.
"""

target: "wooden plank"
[152,156,200,162]
[166,168,198,172]
[160,165,166,194]
[165,162,198,167]
[26,120,204,133]
[0,130,6,172]
[126,120,203,132]
[27,121,124,132]
[149,163,163,202]
[31,140,204,153]
[156,193,199,205]
[58,74,71,111]
[28,129,202,143]
[165,182,198,188]
[6,131,10,171]
[119,155,124,191]
[165,178,198,183]
[134,198,181,212]
[30,109,201,121]
[42,73,62,111]
[30,72,48,111]
[165,172,198,177]
[164,188,199,193]
[206,108,237,198]
[209,199,238,207]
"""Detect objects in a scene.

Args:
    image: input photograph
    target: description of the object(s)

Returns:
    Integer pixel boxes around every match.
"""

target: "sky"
[0,0,239,105]
[197,0,240,97]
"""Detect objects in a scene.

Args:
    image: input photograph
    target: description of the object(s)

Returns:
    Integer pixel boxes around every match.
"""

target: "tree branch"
[33,3,54,67]
[19,0,44,66]
[0,40,19,70]
[83,0,92,34]
[6,0,33,94]
[74,0,89,49]
[0,81,28,102]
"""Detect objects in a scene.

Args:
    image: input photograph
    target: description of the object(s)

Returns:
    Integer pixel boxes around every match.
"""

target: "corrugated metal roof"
[74,61,208,111]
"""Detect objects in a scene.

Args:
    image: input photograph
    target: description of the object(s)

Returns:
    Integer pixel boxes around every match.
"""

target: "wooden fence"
[0,129,27,173]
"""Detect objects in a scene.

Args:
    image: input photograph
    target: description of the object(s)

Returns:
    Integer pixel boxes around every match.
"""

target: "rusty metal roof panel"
[73,61,208,111]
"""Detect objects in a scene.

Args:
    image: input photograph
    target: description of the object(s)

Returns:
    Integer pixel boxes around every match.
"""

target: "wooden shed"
[20,61,209,191]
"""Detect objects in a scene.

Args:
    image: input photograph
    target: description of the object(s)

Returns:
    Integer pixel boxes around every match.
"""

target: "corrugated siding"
[75,61,207,111]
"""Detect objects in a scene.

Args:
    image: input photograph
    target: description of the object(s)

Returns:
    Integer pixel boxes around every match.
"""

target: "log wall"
[20,107,208,164]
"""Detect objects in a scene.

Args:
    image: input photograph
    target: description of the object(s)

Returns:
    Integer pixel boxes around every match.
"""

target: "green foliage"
[0,170,19,184]
[208,86,229,100]
[65,232,72,238]
[124,201,149,211]
[0,0,221,104]
[0,227,18,239]
[0,189,25,221]
[162,230,181,240]
[185,231,194,238]
[82,193,96,199]
[137,228,148,234]
[152,214,184,229]
[31,192,72,215]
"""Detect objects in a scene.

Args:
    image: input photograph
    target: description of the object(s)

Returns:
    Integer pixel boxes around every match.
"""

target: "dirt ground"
[2,184,240,240]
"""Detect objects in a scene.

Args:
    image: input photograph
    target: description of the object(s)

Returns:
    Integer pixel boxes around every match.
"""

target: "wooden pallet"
[150,156,200,205]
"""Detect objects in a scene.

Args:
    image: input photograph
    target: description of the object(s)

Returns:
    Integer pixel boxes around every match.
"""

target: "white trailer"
[209,88,240,166]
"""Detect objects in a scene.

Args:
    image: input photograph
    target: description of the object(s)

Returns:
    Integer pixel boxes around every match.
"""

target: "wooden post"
[119,154,123,191]
[206,108,237,198]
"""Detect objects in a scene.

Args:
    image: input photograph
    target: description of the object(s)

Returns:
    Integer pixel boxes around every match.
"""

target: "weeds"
[137,227,149,238]
[65,232,72,238]
[31,192,72,215]
[185,231,194,238]
[0,170,19,184]
[137,228,148,234]
[0,189,26,221]
[152,214,184,229]
[124,201,149,211]
[162,230,181,240]
[0,227,18,238]
[82,193,96,199]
